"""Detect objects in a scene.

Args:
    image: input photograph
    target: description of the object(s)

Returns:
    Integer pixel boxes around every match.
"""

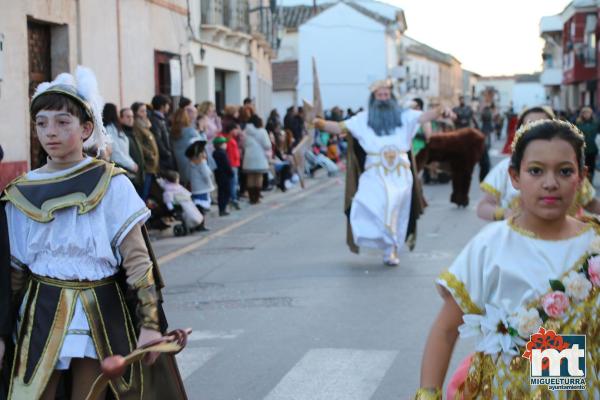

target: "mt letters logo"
[522,327,586,391]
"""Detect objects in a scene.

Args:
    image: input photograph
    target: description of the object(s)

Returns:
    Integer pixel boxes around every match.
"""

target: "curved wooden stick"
[85,328,192,400]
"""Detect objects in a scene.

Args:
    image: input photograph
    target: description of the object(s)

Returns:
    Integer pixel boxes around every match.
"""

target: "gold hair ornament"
[510,119,585,153]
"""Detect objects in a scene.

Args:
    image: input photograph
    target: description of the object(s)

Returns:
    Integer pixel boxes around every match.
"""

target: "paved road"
[152,158,492,399]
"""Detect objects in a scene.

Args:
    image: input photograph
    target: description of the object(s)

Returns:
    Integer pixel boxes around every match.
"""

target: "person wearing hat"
[1,67,187,399]
[314,80,453,266]
[477,105,600,221]
[212,136,233,216]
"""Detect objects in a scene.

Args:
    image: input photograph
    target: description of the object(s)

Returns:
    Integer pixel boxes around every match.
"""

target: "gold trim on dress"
[479,182,501,200]
[507,216,593,240]
[2,159,126,223]
[110,207,150,250]
[437,270,483,315]
[8,284,77,400]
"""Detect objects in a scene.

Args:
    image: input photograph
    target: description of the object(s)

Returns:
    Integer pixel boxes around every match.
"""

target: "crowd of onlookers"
[100,96,349,235]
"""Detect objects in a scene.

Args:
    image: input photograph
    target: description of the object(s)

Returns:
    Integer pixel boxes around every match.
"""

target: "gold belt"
[31,273,117,289]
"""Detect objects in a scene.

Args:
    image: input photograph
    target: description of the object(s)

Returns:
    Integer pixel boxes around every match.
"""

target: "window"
[585,14,597,67]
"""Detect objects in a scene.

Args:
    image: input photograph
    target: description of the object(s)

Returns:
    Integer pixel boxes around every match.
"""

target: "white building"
[400,36,441,106]
[0,0,275,188]
[540,14,564,111]
[272,1,406,113]
[297,1,406,110]
[475,74,545,113]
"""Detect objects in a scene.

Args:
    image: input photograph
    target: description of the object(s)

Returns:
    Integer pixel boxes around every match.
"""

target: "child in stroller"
[157,171,204,236]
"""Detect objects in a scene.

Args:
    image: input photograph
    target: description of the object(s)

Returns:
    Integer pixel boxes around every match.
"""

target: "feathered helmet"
[30,66,108,156]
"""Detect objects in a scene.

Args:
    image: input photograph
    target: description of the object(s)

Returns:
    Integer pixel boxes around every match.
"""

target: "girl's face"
[582,109,593,120]
[35,107,93,163]
[136,105,147,119]
[186,105,198,123]
[510,138,583,221]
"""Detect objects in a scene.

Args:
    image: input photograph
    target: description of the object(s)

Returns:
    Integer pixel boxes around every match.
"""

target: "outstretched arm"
[419,107,455,125]
[418,292,463,395]
[313,119,345,137]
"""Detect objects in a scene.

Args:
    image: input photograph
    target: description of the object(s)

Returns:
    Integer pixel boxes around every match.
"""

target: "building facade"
[0,0,274,188]
[296,1,407,111]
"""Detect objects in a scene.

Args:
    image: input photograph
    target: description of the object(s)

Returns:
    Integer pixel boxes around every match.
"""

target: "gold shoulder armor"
[2,159,124,222]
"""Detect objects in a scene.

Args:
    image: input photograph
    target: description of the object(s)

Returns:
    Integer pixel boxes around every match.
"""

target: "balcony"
[540,15,562,34]
[540,67,563,86]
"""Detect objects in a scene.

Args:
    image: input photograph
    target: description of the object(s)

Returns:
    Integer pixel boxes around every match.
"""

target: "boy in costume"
[2,67,186,400]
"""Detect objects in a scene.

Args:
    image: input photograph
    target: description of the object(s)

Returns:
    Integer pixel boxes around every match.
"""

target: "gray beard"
[367,99,404,136]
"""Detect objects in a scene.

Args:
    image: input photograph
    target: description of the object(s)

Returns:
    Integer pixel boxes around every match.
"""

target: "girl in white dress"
[416,119,600,399]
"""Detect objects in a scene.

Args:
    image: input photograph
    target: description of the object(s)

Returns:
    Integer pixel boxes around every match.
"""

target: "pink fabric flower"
[541,291,570,318]
[588,255,600,287]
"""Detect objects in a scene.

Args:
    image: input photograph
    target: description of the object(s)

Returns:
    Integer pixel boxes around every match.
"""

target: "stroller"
[157,175,204,237]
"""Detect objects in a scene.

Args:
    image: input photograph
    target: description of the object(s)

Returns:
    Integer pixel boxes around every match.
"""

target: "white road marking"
[188,329,244,341]
[263,348,397,400]
[176,347,221,381]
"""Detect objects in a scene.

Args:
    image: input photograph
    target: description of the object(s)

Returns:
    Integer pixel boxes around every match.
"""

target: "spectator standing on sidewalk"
[478,104,494,181]
[219,122,242,210]
[171,97,202,186]
[212,136,233,216]
[186,139,213,231]
[243,115,271,204]
[120,107,145,193]
[197,101,221,143]
[132,102,159,200]
[103,103,139,175]
[576,106,600,182]
[148,94,176,173]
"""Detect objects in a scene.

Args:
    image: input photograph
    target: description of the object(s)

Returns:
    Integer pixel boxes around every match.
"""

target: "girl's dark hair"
[31,93,91,123]
[179,97,192,109]
[510,120,585,172]
[516,106,555,129]
[248,114,263,128]
[102,103,122,130]
[131,102,145,115]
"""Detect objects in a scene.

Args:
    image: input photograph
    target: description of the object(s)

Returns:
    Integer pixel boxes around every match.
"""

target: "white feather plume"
[75,66,107,155]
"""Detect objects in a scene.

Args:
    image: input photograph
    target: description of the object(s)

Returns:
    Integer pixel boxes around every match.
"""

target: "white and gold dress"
[438,219,600,398]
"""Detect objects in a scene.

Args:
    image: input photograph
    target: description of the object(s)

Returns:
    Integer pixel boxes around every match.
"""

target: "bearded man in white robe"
[315,81,452,266]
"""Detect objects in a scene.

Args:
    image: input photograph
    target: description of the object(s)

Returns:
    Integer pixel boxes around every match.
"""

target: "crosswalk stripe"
[188,329,244,342]
[263,348,397,400]
[176,347,220,381]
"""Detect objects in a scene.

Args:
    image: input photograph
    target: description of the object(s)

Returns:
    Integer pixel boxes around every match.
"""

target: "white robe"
[343,109,421,252]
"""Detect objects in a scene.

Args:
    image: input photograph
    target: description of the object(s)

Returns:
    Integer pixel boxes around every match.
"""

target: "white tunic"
[480,158,519,209]
[344,109,421,251]
[6,157,150,368]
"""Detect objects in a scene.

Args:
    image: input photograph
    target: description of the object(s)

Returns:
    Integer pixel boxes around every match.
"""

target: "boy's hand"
[136,328,162,365]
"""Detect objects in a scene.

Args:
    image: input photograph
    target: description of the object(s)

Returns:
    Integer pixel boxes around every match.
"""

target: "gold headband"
[511,119,585,153]
[369,79,393,93]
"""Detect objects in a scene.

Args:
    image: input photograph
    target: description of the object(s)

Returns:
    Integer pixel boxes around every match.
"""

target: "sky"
[279,0,572,76]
